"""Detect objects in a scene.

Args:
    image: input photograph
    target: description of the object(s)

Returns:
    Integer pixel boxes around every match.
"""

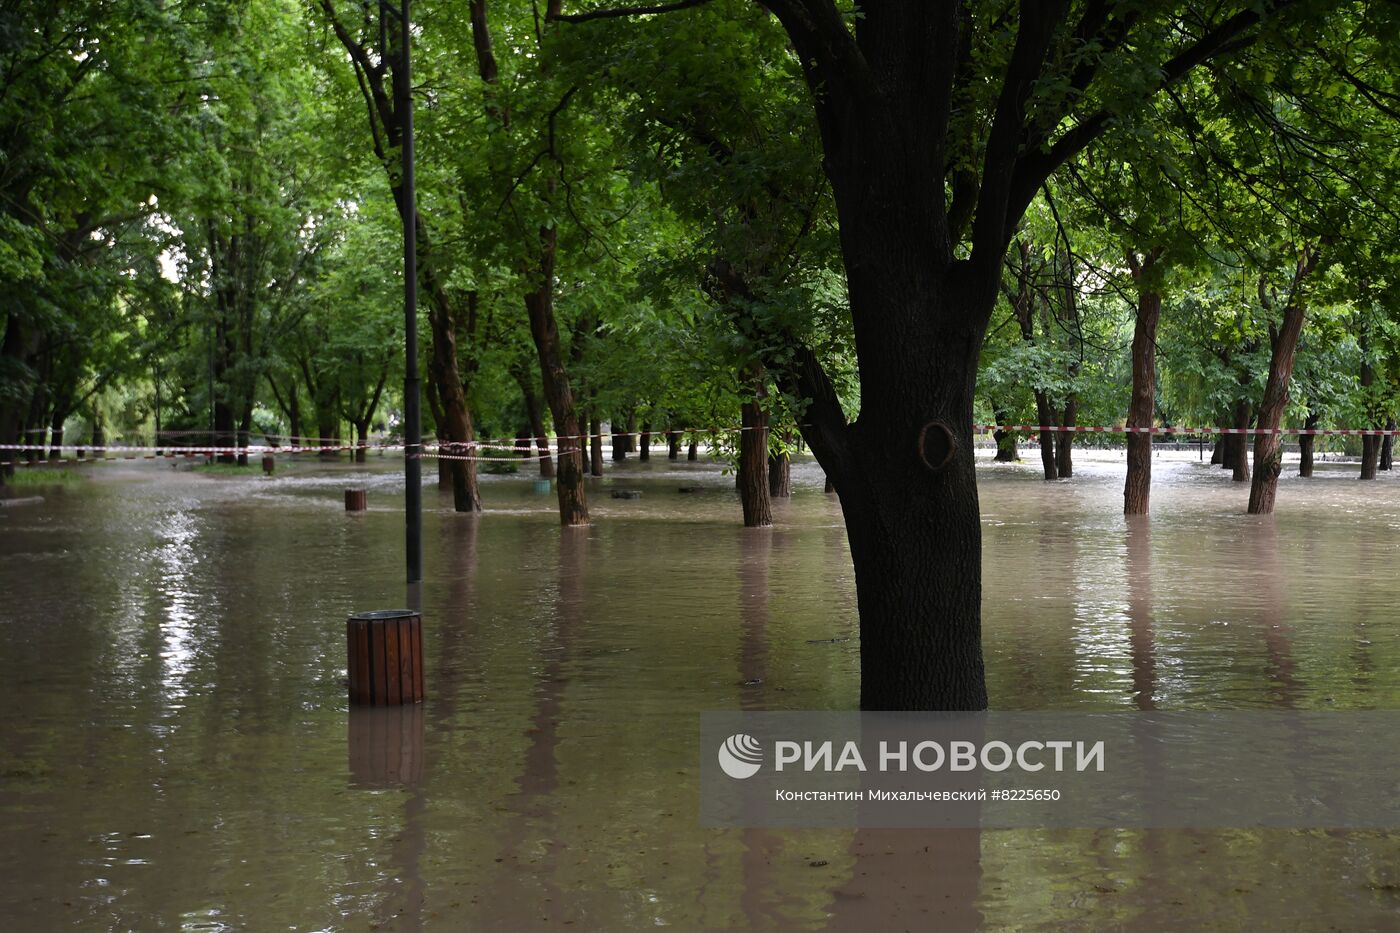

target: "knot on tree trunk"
[917,420,957,473]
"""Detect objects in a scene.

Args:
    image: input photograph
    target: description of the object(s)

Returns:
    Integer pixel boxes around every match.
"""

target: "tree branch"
[549,0,714,23]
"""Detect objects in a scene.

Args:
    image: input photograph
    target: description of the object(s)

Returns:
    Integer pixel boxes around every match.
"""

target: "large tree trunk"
[1249,259,1317,514]
[833,356,989,711]
[1124,264,1161,515]
[638,422,651,462]
[1298,410,1318,477]
[667,429,682,460]
[738,370,772,527]
[1210,436,1224,465]
[1381,419,1395,471]
[523,224,588,526]
[688,439,698,461]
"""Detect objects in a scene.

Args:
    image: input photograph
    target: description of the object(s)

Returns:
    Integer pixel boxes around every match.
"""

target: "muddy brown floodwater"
[2,450,1398,930]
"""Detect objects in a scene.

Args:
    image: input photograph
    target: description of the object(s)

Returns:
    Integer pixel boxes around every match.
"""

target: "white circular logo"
[718,733,763,779]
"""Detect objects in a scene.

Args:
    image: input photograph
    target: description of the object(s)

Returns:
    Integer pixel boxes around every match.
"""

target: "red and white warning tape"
[3,422,1394,468]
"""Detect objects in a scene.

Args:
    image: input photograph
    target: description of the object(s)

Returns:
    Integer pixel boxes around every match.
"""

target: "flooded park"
[7,0,1400,928]
[3,450,1398,929]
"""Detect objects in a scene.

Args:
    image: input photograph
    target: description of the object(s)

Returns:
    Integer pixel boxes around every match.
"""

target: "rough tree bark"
[1124,248,1163,515]
[1249,250,1322,515]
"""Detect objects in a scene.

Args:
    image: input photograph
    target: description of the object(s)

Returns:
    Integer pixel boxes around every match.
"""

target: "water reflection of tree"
[475,526,587,927]
[1126,516,1155,712]
[1249,519,1300,708]
[737,528,787,927]
[360,513,483,929]
[823,517,982,928]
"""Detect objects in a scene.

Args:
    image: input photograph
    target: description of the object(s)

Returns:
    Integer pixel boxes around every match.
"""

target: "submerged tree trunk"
[1249,253,1321,515]
[588,416,603,477]
[1360,434,1381,480]
[1360,336,1378,480]
[1055,400,1076,478]
[738,370,772,527]
[426,294,481,512]
[426,378,451,487]
[316,408,340,461]
[611,421,627,461]
[515,369,555,479]
[1381,419,1395,471]
[523,224,588,526]
[1230,400,1251,483]
[639,422,651,462]
[688,439,698,461]
[991,406,1016,462]
[1124,256,1162,515]
[1298,410,1319,477]
[1034,392,1058,480]
[667,429,682,460]
[768,449,791,497]
[354,420,371,463]
[1210,436,1224,466]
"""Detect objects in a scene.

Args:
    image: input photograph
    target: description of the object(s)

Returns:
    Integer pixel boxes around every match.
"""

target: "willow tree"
[558,0,1316,709]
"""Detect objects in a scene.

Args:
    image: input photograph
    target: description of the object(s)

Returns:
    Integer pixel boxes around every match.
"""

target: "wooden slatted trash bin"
[347,610,424,706]
[345,488,367,511]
